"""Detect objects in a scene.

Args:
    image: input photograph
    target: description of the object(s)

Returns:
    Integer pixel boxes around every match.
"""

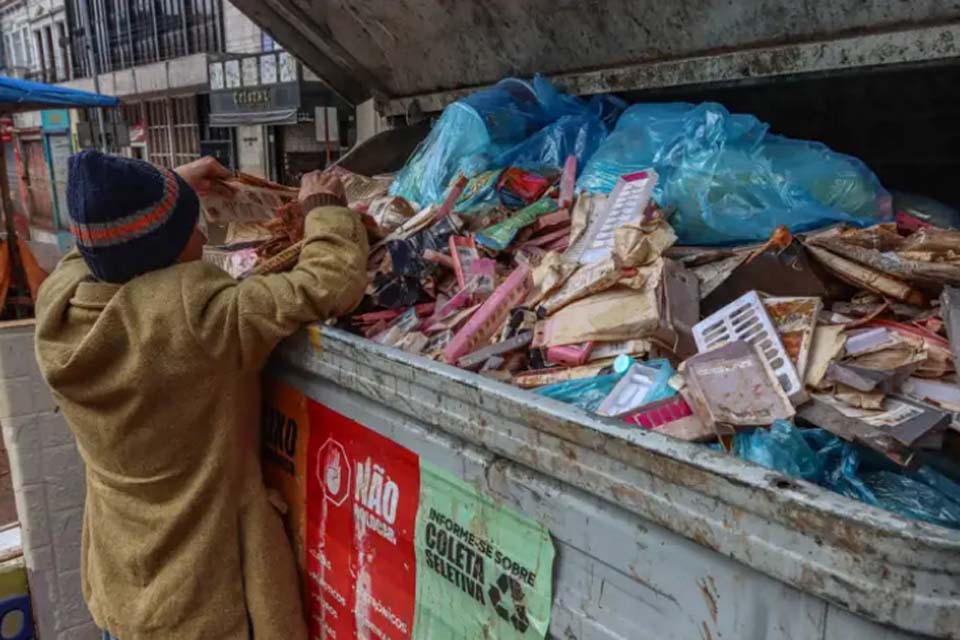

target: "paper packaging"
[797,394,949,464]
[558,155,577,208]
[588,339,652,361]
[467,259,497,299]
[533,259,698,354]
[805,325,847,388]
[449,235,479,289]
[511,361,616,389]
[545,342,594,367]
[761,296,821,381]
[565,169,658,264]
[444,264,532,364]
[647,259,700,359]
[941,286,960,366]
[806,244,926,305]
[621,394,714,442]
[537,258,622,316]
[681,340,795,429]
[533,285,660,348]
[526,252,578,307]
[457,331,533,370]
[202,173,298,223]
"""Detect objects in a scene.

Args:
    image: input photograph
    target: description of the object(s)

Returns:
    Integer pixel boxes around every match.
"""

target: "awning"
[0,77,119,112]
[209,107,299,127]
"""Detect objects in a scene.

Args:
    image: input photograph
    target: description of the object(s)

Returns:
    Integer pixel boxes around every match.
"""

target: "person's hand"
[299,170,347,208]
[174,156,233,198]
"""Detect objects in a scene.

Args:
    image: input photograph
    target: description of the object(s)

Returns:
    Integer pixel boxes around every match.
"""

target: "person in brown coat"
[34,151,368,639]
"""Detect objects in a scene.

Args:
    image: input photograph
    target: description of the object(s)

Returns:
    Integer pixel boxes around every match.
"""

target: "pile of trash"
[202,77,960,529]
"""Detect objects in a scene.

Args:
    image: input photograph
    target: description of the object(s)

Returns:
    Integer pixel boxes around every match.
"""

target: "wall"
[26,0,68,82]
[0,321,97,640]
[237,124,267,177]
[355,99,384,146]
[223,1,263,55]
[0,0,33,77]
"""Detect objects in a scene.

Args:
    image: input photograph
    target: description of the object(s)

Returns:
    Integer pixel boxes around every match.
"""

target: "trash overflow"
[216,76,960,531]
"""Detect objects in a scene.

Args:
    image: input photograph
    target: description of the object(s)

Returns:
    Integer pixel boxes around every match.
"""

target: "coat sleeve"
[182,206,368,370]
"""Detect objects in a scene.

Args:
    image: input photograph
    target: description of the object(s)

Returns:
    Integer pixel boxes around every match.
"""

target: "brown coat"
[35,207,368,640]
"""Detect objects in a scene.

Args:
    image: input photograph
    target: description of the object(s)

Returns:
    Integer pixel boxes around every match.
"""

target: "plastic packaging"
[391,76,609,208]
[496,168,554,208]
[732,421,824,482]
[476,198,558,250]
[534,356,634,413]
[577,102,892,245]
[596,358,676,417]
[729,421,960,529]
[492,114,608,179]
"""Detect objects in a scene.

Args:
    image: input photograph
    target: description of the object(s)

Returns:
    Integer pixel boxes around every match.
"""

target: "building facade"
[0,1,352,251]
[59,0,349,181]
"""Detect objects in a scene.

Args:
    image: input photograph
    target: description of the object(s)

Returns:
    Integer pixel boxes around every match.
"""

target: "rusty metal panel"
[271,328,960,639]
[233,0,960,109]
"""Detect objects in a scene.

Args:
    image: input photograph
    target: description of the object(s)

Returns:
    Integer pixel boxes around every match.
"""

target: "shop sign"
[233,89,271,107]
[263,380,556,639]
[40,109,70,132]
[129,122,146,144]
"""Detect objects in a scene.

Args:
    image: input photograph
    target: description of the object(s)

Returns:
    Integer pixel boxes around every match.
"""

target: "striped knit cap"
[67,150,199,283]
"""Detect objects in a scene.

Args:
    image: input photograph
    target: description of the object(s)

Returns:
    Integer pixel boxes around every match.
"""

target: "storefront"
[40,110,72,233]
[207,52,349,184]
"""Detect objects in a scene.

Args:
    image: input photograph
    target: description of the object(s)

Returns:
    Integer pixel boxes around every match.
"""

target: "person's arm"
[181,171,368,370]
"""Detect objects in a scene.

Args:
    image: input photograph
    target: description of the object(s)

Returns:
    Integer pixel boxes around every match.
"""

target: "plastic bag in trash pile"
[391,76,620,207]
[731,421,960,529]
[577,102,892,245]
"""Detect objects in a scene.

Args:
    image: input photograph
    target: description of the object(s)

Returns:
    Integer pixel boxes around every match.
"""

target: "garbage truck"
[234,2,960,638]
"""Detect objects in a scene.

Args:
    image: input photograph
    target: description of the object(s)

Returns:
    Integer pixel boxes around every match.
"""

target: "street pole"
[79,0,108,153]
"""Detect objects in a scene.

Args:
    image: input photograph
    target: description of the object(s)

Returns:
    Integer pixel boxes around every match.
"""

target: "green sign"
[414,461,555,638]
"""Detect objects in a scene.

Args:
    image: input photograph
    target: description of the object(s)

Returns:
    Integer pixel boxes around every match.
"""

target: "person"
[34,151,369,640]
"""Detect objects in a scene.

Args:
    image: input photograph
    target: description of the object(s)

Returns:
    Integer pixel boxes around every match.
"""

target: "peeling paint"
[271,326,960,639]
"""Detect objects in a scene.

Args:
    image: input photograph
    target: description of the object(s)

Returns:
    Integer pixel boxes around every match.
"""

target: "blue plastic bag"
[390,76,618,208]
[728,421,960,529]
[822,445,960,530]
[491,114,609,178]
[534,372,623,413]
[578,102,892,245]
[732,421,825,483]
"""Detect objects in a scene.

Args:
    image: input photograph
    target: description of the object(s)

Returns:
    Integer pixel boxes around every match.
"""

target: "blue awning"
[0,76,118,112]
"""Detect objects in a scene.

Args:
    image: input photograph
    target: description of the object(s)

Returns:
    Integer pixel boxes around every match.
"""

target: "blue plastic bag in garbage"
[491,114,608,178]
[533,357,674,414]
[578,102,892,245]
[822,444,960,530]
[390,76,620,208]
[732,421,825,483]
[534,372,622,413]
[729,421,960,529]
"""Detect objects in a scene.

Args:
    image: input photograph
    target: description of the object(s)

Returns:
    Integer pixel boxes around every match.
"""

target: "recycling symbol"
[488,572,529,634]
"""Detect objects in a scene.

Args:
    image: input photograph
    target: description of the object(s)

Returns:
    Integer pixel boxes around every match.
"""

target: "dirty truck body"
[238,2,960,638]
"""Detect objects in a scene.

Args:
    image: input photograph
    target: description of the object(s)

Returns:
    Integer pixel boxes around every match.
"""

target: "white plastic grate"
[693,291,803,400]
[566,169,658,264]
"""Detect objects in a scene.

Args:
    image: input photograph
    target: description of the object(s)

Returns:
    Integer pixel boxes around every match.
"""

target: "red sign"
[306,403,420,639]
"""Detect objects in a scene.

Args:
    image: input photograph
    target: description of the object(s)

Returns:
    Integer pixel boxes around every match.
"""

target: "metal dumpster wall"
[270,328,960,639]
[233,0,960,113]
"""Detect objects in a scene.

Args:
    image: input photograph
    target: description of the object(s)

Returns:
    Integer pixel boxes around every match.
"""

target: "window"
[32,30,44,77]
[43,26,55,81]
[57,22,70,80]
[23,28,33,66]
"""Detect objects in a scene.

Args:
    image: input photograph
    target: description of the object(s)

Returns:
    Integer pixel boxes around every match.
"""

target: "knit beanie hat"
[67,150,200,283]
